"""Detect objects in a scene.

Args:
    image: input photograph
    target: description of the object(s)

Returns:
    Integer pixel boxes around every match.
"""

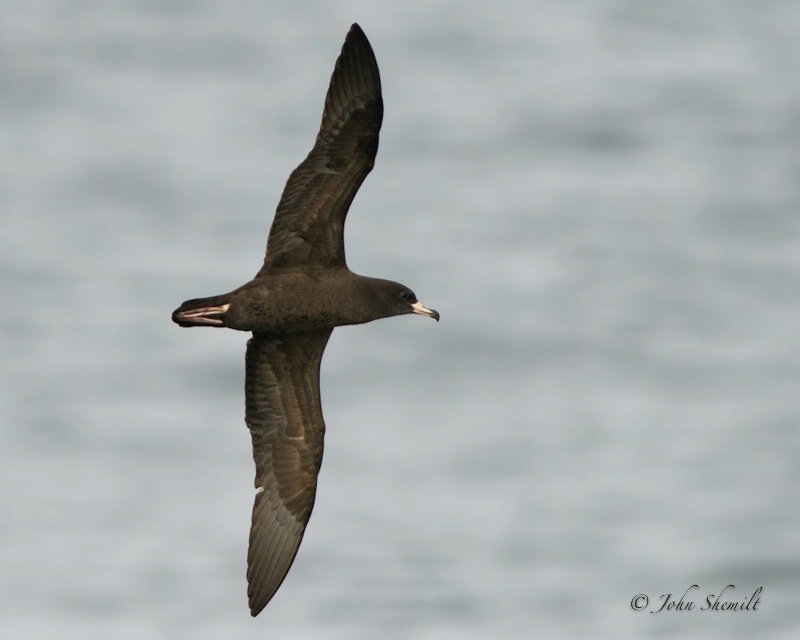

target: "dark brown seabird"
[171,24,439,617]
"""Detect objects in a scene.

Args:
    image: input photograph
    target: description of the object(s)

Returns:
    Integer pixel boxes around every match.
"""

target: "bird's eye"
[400,289,416,302]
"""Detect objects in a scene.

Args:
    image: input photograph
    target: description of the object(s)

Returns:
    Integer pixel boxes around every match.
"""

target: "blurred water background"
[2,1,799,638]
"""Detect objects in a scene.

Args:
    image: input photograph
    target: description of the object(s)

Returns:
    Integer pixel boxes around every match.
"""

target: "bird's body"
[171,24,438,617]
[173,270,426,333]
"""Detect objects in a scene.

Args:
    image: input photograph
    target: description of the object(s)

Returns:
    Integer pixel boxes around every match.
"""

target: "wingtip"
[338,22,379,84]
[347,22,369,43]
[247,580,271,618]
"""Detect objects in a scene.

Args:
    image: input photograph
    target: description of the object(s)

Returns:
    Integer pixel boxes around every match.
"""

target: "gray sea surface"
[2,1,799,638]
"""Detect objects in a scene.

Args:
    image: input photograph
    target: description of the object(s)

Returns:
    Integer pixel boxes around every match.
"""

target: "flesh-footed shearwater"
[171,24,439,617]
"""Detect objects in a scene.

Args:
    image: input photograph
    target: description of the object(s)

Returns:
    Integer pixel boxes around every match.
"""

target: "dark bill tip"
[411,301,440,322]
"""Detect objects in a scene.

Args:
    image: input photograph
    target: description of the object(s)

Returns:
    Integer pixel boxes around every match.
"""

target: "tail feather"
[172,294,232,327]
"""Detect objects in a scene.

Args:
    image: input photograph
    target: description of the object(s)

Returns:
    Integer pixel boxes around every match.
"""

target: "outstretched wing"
[244,329,332,616]
[257,23,383,273]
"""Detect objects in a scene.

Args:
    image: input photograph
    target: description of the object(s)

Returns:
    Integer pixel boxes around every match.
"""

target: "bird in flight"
[172,23,439,616]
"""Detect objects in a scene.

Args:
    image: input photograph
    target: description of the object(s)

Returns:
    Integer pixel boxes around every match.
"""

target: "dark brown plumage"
[171,24,439,617]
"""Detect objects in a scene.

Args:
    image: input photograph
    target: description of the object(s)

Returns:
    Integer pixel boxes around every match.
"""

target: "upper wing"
[244,329,332,616]
[257,23,383,273]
